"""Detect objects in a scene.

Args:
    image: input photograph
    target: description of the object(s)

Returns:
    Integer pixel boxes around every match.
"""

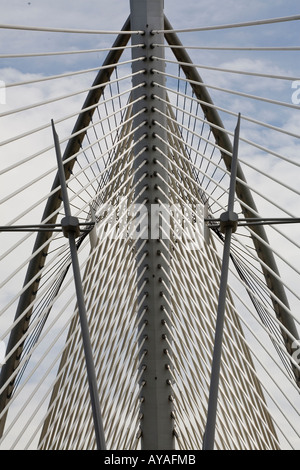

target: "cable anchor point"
[61,216,81,239]
[219,211,238,234]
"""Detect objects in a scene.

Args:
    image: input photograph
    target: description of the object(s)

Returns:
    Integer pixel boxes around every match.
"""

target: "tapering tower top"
[130,0,165,32]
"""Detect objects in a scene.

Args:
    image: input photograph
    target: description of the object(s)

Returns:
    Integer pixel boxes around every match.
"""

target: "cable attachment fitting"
[61,216,81,239]
[220,211,238,234]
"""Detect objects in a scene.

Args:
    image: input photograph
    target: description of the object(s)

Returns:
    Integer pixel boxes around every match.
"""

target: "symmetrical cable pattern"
[0,7,300,450]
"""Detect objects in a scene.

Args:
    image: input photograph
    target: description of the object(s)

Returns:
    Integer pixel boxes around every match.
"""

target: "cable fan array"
[0,12,299,450]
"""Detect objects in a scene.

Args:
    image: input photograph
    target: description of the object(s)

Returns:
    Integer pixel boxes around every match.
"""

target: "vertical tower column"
[130,0,175,450]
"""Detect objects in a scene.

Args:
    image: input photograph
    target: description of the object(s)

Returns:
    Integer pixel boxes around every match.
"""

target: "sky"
[0,1,299,120]
[1,0,298,268]
[0,0,299,30]
[0,0,300,450]
[0,1,299,66]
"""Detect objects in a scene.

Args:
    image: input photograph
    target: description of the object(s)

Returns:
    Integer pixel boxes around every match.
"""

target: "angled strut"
[203,114,240,450]
[52,120,106,450]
